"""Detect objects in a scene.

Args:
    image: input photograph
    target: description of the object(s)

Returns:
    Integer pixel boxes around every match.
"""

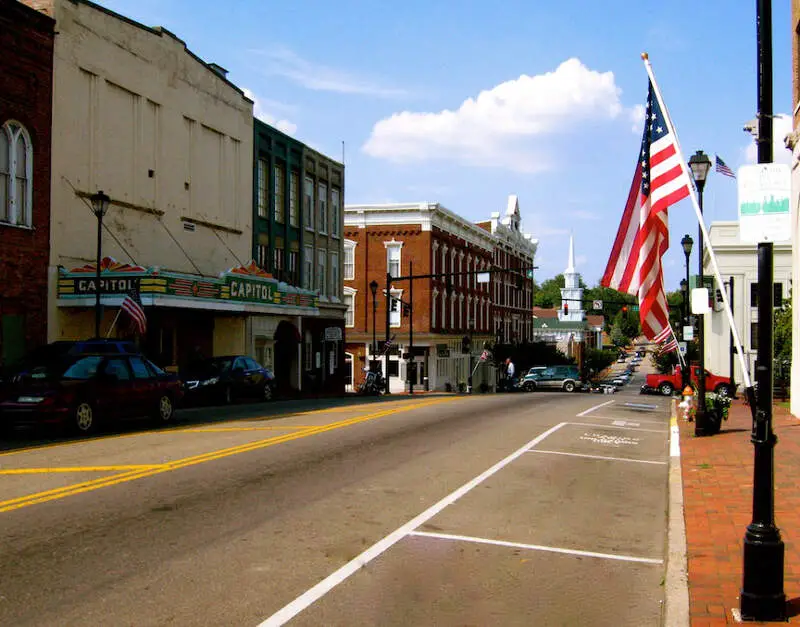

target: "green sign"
[228,277,276,303]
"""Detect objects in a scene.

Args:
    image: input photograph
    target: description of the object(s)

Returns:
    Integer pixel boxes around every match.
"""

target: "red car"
[0,353,184,435]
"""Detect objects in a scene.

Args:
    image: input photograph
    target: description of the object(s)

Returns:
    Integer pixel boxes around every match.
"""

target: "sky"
[100,0,794,289]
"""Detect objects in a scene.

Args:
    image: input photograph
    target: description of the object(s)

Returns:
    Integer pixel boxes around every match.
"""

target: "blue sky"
[101,0,793,288]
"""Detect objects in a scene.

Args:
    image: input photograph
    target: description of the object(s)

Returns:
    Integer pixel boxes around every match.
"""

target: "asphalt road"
[0,373,671,626]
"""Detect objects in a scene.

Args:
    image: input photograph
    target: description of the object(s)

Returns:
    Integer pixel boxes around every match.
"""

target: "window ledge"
[0,220,34,231]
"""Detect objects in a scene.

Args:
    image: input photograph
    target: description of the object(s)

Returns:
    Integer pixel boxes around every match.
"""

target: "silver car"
[534,365,583,392]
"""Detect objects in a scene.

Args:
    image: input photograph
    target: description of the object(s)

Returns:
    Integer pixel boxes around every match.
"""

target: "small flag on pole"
[715,155,736,178]
[121,286,147,335]
[653,324,679,355]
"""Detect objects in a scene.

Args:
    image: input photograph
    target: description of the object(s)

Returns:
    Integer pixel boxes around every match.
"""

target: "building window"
[274,163,285,223]
[343,288,356,327]
[303,245,313,290]
[343,240,356,280]
[390,290,403,327]
[318,182,328,234]
[441,291,447,328]
[318,248,327,295]
[330,251,339,299]
[386,241,402,278]
[273,246,284,273]
[751,322,759,351]
[289,171,299,227]
[750,282,785,307]
[288,250,298,285]
[304,176,314,230]
[304,331,313,371]
[257,244,269,271]
[331,188,341,237]
[0,121,33,227]
[432,289,438,331]
[256,158,268,218]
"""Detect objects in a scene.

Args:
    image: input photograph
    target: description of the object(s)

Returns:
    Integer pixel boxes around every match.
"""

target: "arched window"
[0,121,33,227]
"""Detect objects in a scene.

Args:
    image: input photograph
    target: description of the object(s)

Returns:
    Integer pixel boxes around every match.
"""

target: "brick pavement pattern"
[680,399,800,625]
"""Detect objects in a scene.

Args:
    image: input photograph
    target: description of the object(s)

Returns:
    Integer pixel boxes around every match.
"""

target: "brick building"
[343,202,495,393]
[0,0,55,367]
[476,195,538,345]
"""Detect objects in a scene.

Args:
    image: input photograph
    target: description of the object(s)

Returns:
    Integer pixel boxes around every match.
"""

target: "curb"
[664,399,690,626]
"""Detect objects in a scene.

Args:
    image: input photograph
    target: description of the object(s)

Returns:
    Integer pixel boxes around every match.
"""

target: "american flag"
[381,334,396,355]
[653,324,679,355]
[121,286,147,335]
[601,79,691,342]
[715,155,736,179]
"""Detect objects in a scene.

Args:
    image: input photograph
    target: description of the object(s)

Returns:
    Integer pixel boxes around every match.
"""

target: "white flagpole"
[106,308,123,338]
[641,53,753,390]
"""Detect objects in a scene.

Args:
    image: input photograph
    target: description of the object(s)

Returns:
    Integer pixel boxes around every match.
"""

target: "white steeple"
[559,235,584,323]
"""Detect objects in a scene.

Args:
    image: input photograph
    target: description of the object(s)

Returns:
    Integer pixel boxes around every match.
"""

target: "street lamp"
[467,317,474,394]
[90,191,110,338]
[369,280,378,373]
[680,234,693,392]
[688,150,712,435]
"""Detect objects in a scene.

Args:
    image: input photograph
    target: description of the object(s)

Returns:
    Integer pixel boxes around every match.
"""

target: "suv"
[531,365,583,392]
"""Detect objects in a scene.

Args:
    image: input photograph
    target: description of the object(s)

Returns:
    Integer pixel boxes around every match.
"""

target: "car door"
[540,368,556,389]
[128,356,157,417]
[231,356,254,397]
[244,357,265,394]
[97,357,136,421]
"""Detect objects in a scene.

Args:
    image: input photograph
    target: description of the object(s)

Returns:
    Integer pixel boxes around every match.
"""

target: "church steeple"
[560,235,584,322]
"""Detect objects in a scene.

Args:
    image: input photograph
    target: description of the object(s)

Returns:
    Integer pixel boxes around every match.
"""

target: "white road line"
[568,422,665,433]
[583,415,665,425]
[526,449,667,465]
[576,399,615,417]
[408,531,663,565]
[258,422,569,626]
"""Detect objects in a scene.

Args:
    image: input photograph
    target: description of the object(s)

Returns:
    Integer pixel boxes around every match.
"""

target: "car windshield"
[62,356,104,380]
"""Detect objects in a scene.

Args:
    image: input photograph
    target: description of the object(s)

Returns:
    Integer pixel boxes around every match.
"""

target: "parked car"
[644,365,733,397]
[181,356,276,405]
[521,366,547,392]
[529,365,583,392]
[0,353,183,434]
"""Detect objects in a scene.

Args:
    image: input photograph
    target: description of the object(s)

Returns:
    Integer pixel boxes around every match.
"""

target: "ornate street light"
[90,191,110,338]
[369,280,378,372]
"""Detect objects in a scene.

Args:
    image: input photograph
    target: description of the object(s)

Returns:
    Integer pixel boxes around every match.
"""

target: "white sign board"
[738,163,791,243]
[691,288,710,314]
[682,325,694,341]
[679,341,688,355]
[476,272,490,284]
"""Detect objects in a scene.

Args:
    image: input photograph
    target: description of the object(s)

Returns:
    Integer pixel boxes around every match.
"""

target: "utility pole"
[740,0,785,620]
[408,261,414,395]
[385,271,391,395]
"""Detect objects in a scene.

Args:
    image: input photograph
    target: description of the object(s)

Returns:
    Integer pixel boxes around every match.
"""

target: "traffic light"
[563,302,569,316]
[621,305,628,319]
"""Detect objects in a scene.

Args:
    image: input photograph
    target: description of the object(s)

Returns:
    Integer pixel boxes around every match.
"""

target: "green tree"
[584,348,618,377]
[533,274,565,308]
[774,296,792,363]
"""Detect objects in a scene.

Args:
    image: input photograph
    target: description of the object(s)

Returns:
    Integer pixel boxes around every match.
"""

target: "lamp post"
[681,234,693,392]
[369,280,378,373]
[467,317,474,394]
[90,191,110,338]
[688,150,712,436]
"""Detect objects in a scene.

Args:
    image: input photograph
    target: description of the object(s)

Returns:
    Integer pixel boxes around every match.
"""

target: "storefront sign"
[324,327,343,341]
[436,343,450,358]
[228,278,275,303]
[69,276,140,295]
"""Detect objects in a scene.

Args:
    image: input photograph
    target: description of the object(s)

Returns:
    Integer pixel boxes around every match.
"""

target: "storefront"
[55,258,321,392]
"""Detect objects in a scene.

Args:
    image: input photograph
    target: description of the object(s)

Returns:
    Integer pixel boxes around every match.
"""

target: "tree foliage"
[774,296,792,364]
[533,275,565,308]
[584,348,617,376]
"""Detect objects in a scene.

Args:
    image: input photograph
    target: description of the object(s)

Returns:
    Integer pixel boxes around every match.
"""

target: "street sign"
[691,288,710,314]
[324,326,342,341]
[683,325,694,341]
[679,342,687,355]
[526,269,535,279]
[592,300,603,310]
[477,272,490,284]
[737,163,791,243]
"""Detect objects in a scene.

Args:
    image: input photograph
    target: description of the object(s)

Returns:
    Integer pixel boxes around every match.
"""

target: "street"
[0,372,671,626]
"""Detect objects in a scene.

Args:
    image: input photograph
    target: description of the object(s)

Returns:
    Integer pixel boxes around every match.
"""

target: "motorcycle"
[358,370,385,395]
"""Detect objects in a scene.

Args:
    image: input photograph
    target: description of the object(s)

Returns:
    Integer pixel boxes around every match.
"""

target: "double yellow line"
[0,397,457,514]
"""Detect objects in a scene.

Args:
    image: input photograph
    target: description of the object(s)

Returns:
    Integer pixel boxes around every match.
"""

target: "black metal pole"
[683,253,691,392]
[741,0,785,619]
[408,261,414,395]
[468,320,473,394]
[694,185,709,435]
[94,210,103,338]
[729,276,736,396]
[385,271,391,395]
[372,296,377,371]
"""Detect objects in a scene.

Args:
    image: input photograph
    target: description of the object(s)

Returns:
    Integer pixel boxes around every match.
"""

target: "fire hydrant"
[678,385,696,422]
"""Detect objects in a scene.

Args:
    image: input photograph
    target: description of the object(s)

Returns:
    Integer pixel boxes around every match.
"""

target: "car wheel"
[262,383,273,401]
[155,395,174,423]
[659,382,674,396]
[73,401,96,434]
[563,381,576,393]
[715,384,733,398]
[523,381,536,392]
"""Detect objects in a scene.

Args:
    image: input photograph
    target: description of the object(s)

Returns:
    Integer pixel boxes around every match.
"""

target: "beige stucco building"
[23,0,267,368]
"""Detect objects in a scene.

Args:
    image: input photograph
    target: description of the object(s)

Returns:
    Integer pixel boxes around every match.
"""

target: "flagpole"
[641,53,753,391]
[106,308,122,338]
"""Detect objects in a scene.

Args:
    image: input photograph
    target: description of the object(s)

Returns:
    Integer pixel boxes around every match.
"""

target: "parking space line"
[580,414,665,425]
[408,531,663,565]
[0,397,459,514]
[526,450,667,465]
[576,400,615,417]
[0,465,166,474]
[258,422,569,627]
[568,422,665,433]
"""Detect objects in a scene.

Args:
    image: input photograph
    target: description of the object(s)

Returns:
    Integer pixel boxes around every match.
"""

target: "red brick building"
[343,203,495,392]
[0,0,55,367]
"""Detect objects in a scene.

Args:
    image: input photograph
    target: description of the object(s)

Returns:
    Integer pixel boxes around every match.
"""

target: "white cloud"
[362,58,632,172]
[630,104,646,133]
[243,88,297,136]
[744,113,792,165]
[254,47,407,98]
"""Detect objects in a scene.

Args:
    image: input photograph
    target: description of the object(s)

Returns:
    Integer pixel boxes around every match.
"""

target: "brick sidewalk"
[680,398,800,625]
